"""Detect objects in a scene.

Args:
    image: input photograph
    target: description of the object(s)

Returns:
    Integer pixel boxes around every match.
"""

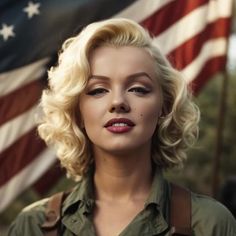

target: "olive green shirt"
[7,169,236,236]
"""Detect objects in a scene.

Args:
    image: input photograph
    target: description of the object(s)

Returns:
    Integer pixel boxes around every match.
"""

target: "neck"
[93,148,153,202]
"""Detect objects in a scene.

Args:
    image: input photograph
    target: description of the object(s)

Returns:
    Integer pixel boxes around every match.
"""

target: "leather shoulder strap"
[170,183,192,236]
[41,192,65,236]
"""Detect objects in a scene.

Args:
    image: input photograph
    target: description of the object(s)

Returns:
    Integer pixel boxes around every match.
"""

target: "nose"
[109,92,130,113]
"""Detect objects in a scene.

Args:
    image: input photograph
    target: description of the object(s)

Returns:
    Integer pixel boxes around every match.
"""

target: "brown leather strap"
[170,183,192,236]
[41,192,64,236]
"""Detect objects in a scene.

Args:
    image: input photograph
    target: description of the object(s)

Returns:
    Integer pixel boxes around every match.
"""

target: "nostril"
[110,107,115,112]
[109,103,130,113]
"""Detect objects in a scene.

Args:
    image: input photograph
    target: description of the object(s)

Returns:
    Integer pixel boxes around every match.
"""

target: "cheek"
[138,101,161,123]
[79,97,93,119]
[79,100,91,128]
[80,106,94,128]
[79,99,106,129]
[141,112,158,130]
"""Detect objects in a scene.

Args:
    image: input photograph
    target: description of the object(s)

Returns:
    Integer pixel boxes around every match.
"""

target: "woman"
[8,18,236,236]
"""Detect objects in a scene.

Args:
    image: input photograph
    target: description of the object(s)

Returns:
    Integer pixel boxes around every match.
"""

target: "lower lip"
[106,126,133,133]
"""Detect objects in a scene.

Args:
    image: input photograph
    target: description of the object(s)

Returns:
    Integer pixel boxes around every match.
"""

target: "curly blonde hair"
[38,18,200,180]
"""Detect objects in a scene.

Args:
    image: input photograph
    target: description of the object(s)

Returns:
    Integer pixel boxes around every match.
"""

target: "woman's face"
[79,46,162,156]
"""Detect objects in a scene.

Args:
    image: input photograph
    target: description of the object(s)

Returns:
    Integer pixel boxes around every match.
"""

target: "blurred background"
[0,0,236,233]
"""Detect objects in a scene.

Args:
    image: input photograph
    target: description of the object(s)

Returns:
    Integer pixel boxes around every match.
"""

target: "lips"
[104,118,135,127]
[104,118,135,133]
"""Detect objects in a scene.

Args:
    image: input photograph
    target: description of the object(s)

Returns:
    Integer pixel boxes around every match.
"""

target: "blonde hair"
[38,18,200,180]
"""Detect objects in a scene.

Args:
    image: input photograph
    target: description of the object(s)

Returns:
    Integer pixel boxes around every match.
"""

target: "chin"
[103,144,147,156]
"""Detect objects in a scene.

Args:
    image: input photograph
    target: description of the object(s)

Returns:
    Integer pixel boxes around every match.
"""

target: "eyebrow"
[89,72,153,81]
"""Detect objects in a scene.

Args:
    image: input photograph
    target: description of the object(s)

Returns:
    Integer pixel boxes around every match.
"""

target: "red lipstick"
[104,118,135,133]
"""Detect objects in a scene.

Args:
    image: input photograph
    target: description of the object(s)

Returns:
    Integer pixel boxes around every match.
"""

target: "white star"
[23,1,41,19]
[0,24,15,41]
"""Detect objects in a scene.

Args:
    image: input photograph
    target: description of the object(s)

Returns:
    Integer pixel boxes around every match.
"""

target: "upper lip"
[104,118,135,127]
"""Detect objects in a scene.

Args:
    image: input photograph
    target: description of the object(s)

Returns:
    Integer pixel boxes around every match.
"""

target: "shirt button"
[71,218,78,223]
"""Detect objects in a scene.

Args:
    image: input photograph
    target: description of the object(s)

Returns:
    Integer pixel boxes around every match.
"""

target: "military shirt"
[7,169,236,236]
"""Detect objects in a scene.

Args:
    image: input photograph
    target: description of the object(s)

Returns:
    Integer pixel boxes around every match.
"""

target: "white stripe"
[207,0,232,22]
[0,58,49,97]
[113,0,174,22]
[0,148,57,212]
[181,38,227,82]
[0,105,38,152]
[153,0,232,55]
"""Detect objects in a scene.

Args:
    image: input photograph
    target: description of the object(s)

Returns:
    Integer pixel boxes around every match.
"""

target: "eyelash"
[128,87,150,95]
[87,88,108,96]
[87,86,150,96]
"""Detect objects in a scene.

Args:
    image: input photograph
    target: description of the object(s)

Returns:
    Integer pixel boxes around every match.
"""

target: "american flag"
[0,0,232,212]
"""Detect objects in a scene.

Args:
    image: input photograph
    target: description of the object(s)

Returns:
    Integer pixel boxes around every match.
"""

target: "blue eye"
[129,87,150,95]
[87,88,108,96]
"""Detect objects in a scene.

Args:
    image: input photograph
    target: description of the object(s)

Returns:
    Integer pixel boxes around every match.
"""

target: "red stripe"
[0,128,46,187]
[167,18,231,69]
[141,0,208,36]
[33,160,65,195]
[190,56,226,95]
[0,80,43,125]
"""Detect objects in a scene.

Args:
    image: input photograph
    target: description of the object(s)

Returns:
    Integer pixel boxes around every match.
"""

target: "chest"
[92,200,145,236]
[61,202,169,236]
[42,184,191,236]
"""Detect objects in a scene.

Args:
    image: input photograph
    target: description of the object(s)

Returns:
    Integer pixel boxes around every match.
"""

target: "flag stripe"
[0,128,46,186]
[0,80,43,125]
[190,56,226,94]
[141,0,207,36]
[33,160,65,195]
[0,105,38,152]
[168,18,231,69]
[181,38,227,83]
[152,1,232,55]
[114,0,174,22]
[0,58,49,97]
[0,147,56,212]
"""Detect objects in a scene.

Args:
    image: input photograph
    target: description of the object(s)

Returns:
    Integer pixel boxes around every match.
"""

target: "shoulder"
[7,182,82,236]
[191,192,236,235]
[7,198,49,236]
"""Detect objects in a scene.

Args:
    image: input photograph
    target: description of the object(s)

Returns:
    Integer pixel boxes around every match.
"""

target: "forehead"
[89,46,157,78]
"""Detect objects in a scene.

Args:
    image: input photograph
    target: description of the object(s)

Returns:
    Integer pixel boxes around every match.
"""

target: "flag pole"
[211,0,234,198]
[211,69,229,198]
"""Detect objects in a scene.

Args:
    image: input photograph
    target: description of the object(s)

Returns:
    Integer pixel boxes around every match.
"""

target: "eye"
[128,87,150,95]
[87,88,108,96]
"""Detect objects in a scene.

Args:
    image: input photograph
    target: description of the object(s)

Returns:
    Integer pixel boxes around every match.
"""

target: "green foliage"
[166,72,236,196]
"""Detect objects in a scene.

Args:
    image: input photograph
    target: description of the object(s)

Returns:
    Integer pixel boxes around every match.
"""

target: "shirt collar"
[62,167,95,215]
[62,166,169,218]
[145,167,169,216]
